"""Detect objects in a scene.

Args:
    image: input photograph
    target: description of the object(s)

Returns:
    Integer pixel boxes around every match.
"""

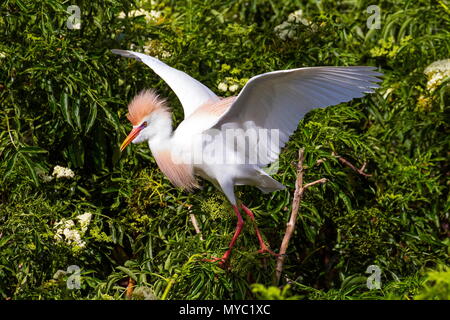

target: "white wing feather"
[111,49,220,118]
[211,66,382,166]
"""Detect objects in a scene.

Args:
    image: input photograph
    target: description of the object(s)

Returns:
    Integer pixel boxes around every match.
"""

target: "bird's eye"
[142,121,148,127]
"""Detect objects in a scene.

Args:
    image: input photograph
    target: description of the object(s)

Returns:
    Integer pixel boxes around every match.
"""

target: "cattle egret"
[112,49,382,266]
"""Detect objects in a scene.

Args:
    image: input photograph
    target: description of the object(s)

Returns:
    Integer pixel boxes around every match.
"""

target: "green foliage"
[251,284,301,300]
[414,265,450,300]
[0,0,448,300]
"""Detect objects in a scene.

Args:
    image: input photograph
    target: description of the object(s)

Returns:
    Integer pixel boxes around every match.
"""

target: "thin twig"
[303,178,328,190]
[332,152,372,177]
[314,158,327,166]
[275,149,327,284]
[190,213,203,240]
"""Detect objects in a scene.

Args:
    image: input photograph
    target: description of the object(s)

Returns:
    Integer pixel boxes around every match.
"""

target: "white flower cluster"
[77,212,92,233]
[218,82,239,93]
[0,52,6,59]
[287,9,311,25]
[52,165,75,179]
[274,9,315,40]
[117,9,162,23]
[424,59,450,92]
[54,212,92,249]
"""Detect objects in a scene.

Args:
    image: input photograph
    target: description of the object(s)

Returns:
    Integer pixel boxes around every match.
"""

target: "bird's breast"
[153,149,199,191]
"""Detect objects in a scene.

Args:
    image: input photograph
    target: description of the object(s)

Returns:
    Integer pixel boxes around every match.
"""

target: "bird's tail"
[255,170,286,193]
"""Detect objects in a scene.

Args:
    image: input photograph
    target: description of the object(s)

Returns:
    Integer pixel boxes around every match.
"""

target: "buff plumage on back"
[127,89,169,125]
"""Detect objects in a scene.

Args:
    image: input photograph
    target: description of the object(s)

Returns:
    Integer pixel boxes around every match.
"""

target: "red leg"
[204,205,244,267]
[240,204,279,257]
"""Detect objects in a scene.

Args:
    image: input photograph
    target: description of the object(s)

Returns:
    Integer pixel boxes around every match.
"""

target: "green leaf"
[85,103,98,134]
[73,98,82,131]
[18,146,48,154]
[60,91,74,128]
[19,153,40,186]
[116,266,137,282]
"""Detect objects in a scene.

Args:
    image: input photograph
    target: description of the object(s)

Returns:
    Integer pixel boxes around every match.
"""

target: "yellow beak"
[120,126,143,152]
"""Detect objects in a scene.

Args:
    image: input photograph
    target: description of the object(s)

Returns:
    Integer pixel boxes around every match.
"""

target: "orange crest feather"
[127,89,169,125]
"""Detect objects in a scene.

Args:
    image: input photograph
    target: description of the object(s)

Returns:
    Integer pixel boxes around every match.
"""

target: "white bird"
[112,49,382,266]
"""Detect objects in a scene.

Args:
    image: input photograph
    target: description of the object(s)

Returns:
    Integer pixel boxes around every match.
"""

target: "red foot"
[202,204,280,267]
[241,204,279,257]
[203,205,244,268]
[203,256,227,268]
[258,246,280,257]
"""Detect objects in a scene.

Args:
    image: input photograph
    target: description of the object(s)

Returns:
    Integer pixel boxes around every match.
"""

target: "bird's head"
[120,89,171,151]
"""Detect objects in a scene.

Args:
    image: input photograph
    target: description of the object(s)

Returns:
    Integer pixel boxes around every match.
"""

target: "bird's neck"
[147,114,173,153]
[146,114,199,191]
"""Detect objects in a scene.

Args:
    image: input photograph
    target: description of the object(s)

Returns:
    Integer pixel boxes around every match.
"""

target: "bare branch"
[275,149,327,284]
[275,149,370,283]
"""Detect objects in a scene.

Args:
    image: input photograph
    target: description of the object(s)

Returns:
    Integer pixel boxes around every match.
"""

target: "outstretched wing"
[111,49,220,118]
[210,66,382,166]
